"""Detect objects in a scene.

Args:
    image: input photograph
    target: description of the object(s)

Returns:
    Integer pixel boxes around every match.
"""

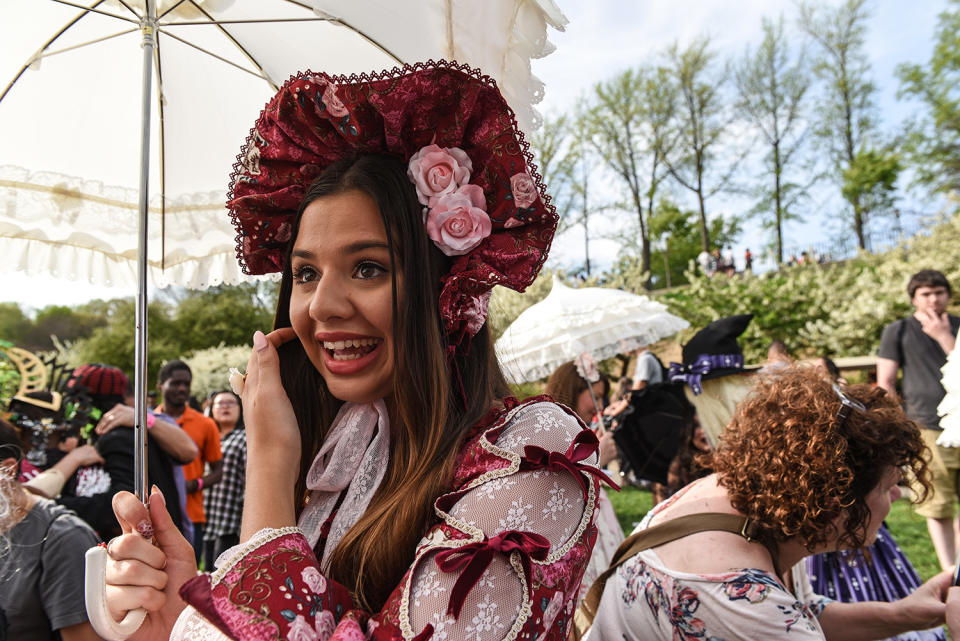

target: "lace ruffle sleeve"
[394,400,604,641]
[175,398,606,641]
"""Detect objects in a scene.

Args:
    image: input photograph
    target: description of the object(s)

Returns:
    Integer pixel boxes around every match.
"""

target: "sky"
[0,0,949,309]
[530,0,949,277]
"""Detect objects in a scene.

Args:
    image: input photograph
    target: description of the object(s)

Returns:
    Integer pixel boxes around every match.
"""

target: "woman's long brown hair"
[273,154,511,611]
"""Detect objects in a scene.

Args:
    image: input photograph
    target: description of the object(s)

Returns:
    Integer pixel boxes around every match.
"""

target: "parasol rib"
[157,0,191,20]
[444,0,455,59]
[25,29,139,62]
[0,0,110,104]
[156,29,273,82]
[161,17,343,25]
[50,0,140,23]
[112,0,142,19]
[179,0,280,91]
[162,16,402,67]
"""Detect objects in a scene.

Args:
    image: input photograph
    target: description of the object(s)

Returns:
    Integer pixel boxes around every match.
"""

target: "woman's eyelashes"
[355,261,387,280]
[292,264,318,285]
[292,260,387,285]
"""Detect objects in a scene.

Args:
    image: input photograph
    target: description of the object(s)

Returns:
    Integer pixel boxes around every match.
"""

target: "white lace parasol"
[495,276,689,384]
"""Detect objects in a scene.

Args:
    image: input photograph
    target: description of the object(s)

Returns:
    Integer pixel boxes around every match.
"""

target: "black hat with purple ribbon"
[668,314,757,395]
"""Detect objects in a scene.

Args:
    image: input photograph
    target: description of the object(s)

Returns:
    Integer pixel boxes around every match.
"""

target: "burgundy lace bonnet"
[227,60,558,343]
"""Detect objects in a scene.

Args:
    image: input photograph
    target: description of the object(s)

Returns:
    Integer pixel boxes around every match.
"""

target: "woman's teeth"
[323,338,380,361]
[322,338,379,350]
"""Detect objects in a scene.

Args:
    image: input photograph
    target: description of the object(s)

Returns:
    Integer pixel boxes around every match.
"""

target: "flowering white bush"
[184,343,252,400]
[661,206,960,361]
[489,204,959,366]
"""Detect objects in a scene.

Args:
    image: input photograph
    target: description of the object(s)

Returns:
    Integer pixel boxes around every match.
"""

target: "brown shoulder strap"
[570,512,777,641]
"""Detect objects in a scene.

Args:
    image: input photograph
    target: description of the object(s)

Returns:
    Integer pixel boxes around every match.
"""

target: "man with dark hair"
[878,268,959,570]
[157,359,222,566]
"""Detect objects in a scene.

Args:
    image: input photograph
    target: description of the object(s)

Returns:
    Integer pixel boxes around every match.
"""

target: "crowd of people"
[0,60,958,641]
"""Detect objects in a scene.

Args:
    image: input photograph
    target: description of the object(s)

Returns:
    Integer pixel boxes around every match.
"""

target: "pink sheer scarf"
[296,400,390,571]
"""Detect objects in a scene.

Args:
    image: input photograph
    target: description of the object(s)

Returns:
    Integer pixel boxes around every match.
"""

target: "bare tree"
[529,113,576,225]
[799,0,877,249]
[530,112,603,275]
[582,67,676,283]
[662,38,739,253]
[734,16,812,264]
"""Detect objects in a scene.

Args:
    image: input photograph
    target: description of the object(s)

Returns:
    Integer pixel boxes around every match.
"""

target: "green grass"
[607,486,941,581]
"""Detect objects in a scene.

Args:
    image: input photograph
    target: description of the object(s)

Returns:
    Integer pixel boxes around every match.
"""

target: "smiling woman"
[95,62,612,641]
[288,188,396,404]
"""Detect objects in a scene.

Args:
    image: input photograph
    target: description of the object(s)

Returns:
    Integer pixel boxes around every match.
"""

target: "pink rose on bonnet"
[407,144,473,206]
[425,184,491,256]
[510,172,538,209]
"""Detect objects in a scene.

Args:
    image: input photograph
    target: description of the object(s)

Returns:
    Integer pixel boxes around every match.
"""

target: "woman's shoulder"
[487,396,589,455]
[448,396,598,493]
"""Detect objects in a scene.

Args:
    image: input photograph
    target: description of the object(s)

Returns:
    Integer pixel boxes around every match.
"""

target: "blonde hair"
[684,374,755,447]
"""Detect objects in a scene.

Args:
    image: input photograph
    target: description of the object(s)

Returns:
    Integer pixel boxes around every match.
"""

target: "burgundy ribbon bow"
[521,430,620,498]
[435,530,551,618]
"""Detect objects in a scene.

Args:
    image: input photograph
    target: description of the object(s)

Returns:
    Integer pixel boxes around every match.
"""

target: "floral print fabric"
[174,398,603,641]
[585,495,828,641]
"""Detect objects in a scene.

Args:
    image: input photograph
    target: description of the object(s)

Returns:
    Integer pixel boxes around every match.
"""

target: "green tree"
[0,303,30,344]
[734,16,812,264]
[896,0,960,194]
[583,67,676,283]
[74,299,180,383]
[171,283,275,354]
[799,0,878,249]
[662,38,738,253]
[23,305,105,351]
[647,200,741,289]
[841,147,902,247]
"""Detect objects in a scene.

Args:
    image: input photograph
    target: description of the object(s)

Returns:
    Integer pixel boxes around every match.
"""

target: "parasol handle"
[84,546,147,640]
[584,381,605,435]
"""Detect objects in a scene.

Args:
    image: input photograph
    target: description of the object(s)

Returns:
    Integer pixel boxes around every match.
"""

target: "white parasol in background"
[496,276,689,383]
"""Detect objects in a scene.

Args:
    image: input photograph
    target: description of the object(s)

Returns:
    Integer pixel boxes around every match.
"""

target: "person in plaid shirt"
[202,390,245,568]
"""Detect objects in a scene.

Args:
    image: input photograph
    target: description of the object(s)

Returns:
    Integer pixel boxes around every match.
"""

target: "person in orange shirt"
[156,360,222,566]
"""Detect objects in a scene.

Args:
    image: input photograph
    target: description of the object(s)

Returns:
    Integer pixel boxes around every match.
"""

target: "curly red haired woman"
[584,366,953,641]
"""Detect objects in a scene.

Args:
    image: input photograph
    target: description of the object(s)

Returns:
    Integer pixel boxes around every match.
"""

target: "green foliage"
[529,113,578,227]
[607,486,940,581]
[0,303,30,345]
[74,299,180,383]
[645,201,742,289]
[0,351,20,410]
[663,37,737,253]
[184,343,253,400]
[659,205,960,361]
[170,284,274,355]
[65,283,277,383]
[798,0,878,248]
[582,66,676,279]
[24,305,106,351]
[841,148,902,231]
[896,0,960,194]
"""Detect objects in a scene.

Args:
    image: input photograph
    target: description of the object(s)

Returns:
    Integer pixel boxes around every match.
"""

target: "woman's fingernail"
[136,519,154,539]
[253,330,268,352]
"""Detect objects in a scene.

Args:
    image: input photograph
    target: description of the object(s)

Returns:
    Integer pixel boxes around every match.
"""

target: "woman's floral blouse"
[585,483,834,641]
